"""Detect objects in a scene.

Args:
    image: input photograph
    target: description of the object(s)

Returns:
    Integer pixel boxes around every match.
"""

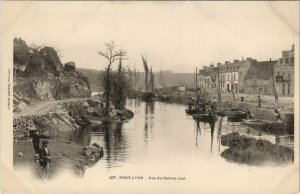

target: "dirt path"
[14,98,86,117]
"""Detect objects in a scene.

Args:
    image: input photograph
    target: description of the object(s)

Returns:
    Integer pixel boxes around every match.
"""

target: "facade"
[274,45,294,96]
[218,60,244,93]
[244,60,278,95]
[196,45,292,95]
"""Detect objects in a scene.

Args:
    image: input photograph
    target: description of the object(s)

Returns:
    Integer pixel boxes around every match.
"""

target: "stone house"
[244,60,278,95]
[274,45,294,96]
[219,60,241,92]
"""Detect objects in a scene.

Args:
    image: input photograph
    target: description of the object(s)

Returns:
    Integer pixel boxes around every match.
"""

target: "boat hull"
[140,92,155,102]
[225,109,247,122]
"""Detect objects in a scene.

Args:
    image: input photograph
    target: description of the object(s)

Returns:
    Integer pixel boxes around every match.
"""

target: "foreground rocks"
[221,132,294,164]
[14,140,103,178]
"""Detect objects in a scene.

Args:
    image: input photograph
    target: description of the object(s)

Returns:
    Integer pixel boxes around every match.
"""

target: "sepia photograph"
[0,1,299,193]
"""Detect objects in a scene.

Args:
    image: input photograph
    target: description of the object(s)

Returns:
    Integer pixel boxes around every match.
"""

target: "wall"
[244,77,273,95]
[274,64,294,96]
[235,101,293,125]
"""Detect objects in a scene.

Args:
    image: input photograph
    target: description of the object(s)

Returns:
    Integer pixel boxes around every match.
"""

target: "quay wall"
[234,101,294,125]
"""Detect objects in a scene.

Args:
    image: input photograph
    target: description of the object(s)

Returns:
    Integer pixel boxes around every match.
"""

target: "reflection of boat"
[193,113,216,122]
[225,108,247,122]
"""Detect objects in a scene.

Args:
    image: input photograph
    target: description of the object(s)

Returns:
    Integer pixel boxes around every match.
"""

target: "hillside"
[13,38,91,113]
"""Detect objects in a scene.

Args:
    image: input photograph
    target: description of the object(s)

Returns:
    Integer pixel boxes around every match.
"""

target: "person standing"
[274,109,282,122]
[258,95,262,108]
[39,140,51,179]
[31,130,40,162]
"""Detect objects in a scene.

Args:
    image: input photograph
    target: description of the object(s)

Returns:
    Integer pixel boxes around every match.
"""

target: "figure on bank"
[274,109,282,122]
[257,95,262,108]
[31,129,40,162]
[39,140,51,179]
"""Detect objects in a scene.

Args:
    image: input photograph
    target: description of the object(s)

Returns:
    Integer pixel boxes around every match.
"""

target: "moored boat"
[242,119,267,130]
[186,108,198,115]
[225,108,247,122]
[141,92,155,102]
[242,119,290,133]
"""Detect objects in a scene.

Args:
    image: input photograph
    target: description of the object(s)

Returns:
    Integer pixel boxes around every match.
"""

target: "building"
[197,69,205,89]
[238,58,253,93]
[274,45,294,96]
[244,60,278,95]
[218,60,248,93]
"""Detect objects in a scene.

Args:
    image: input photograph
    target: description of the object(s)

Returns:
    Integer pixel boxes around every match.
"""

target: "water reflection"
[194,120,203,147]
[144,102,155,145]
[210,121,215,153]
[218,117,224,152]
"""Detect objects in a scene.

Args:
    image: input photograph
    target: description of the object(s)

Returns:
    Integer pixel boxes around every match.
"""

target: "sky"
[2,1,299,73]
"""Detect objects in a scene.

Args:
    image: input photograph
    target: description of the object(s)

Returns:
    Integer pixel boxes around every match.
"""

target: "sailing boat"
[141,55,155,102]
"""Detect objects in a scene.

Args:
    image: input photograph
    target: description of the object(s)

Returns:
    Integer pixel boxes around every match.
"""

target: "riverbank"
[13,97,134,179]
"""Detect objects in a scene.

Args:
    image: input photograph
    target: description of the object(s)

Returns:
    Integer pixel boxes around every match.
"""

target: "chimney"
[225,61,230,65]
[292,44,295,51]
[203,66,207,69]
[234,59,239,63]
[210,64,214,68]
[246,57,252,61]
[217,63,221,67]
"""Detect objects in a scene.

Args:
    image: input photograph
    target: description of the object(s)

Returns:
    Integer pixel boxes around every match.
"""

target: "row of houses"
[197,45,295,96]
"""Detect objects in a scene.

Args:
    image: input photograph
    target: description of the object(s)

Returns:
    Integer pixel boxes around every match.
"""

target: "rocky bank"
[220,132,294,164]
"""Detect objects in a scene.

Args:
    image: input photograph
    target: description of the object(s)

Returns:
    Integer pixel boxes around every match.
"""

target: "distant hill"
[77,68,105,92]
[78,68,195,92]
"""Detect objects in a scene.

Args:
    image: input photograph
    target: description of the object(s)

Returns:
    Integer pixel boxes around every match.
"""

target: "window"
[291,58,294,64]
[277,72,280,76]
[288,73,290,80]
[280,59,283,64]
[234,74,236,80]
[264,87,267,92]
[285,58,289,64]
[253,80,256,85]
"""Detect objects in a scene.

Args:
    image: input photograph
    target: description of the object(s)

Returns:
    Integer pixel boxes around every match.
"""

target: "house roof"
[245,60,278,80]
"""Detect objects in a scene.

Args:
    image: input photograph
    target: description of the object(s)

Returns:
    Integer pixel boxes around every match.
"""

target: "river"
[16,99,296,193]
[53,99,295,193]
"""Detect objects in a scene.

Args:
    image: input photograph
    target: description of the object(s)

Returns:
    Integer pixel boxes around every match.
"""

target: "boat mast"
[195,67,198,99]
[216,68,222,109]
[229,63,236,108]
[142,55,149,92]
[271,59,279,107]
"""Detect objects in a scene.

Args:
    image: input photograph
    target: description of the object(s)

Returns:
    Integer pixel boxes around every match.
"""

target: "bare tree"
[98,41,126,115]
